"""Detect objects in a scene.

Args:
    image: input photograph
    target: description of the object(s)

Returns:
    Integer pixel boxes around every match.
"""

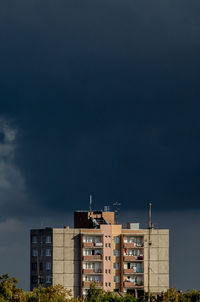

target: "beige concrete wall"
[52,228,81,297]
[143,229,169,293]
[51,226,169,296]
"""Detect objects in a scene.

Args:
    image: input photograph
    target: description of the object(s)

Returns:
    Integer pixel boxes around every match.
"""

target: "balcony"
[124,255,143,261]
[124,281,143,288]
[82,281,103,288]
[124,281,135,288]
[83,269,102,274]
[83,242,94,248]
[124,256,138,261]
[83,255,102,261]
[124,243,136,248]
[95,242,103,247]
[124,269,143,274]
[83,242,103,248]
[124,243,143,248]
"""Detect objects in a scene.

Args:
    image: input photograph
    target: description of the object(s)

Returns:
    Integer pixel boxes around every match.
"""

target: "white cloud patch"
[0,118,31,216]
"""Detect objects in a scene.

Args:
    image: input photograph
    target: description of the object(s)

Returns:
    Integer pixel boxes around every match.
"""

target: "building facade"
[30,210,169,297]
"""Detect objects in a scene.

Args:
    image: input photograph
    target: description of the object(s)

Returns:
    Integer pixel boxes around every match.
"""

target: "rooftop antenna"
[149,202,152,229]
[89,195,92,212]
[113,202,121,224]
[148,202,153,302]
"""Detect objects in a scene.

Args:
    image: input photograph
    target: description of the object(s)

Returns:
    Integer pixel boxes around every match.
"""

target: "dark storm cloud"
[0,133,5,143]
[0,0,200,291]
[0,0,200,214]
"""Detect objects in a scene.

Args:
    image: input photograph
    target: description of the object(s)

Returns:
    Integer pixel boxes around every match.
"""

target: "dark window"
[32,236,37,243]
[46,236,52,243]
[32,263,37,271]
[40,263,43,271]
[32,276,38,284]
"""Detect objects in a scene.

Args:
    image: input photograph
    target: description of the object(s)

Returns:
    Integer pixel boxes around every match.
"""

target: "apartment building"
[30,209,169,297]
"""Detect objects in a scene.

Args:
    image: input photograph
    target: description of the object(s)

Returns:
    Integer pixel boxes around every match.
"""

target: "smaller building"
[30,209,169,297]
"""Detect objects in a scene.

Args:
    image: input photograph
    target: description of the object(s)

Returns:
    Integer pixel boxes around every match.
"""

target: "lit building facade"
[30,210,169,297]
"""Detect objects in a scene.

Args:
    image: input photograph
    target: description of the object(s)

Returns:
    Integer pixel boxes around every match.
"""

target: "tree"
[0,274,18,301]
[184,290,200,302]
[85,282,104,302]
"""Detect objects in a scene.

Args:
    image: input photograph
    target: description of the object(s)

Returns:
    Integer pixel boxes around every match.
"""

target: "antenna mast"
[149,202,152,229]
[148,202,153,302]
[89,195,92,212]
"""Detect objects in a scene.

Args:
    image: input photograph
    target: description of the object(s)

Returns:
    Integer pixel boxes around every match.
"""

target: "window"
[40,250,43,257]
[84,276,99,282]
[32,263,37,270]
[46,249,51,257]
[32,276,38,284]
[105,282,108,287]
[108,256,111,260]
[46,236,51,244]
[84,249,92,256]
[108,243,111,248]
[105,256,107,260]
[32,236,37,244]
[108,282,111,287]
[114,236,120,244]
[113,263,120,270]
[105,269,107,273]
[105,243,107,248]
[40,263,43,271]
[108,269,111,274]
[40,236,43,244]
[113,250,119,256]
[85,263,94,269]
[46,262,51,270]
[114,276,120,283]
[85,236,93,243]
[32,249,37,257]
[46,276,52,284]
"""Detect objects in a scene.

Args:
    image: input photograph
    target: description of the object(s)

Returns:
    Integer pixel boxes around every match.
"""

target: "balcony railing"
[124,242,144,248]
[124,243,143,248]
[83,255,103,261]
[83,242,94,248]
[83,269,102,274]
[83,242,103,248]
[82,281,103,288]
[124,243,136,248]
[124,256,137,261]
[124,255,143,261]
[124,282,144,288]
[95,242,103,247]
[124,269,143,274]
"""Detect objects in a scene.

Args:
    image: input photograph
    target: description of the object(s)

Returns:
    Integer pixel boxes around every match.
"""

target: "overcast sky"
[0,0,200,292]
